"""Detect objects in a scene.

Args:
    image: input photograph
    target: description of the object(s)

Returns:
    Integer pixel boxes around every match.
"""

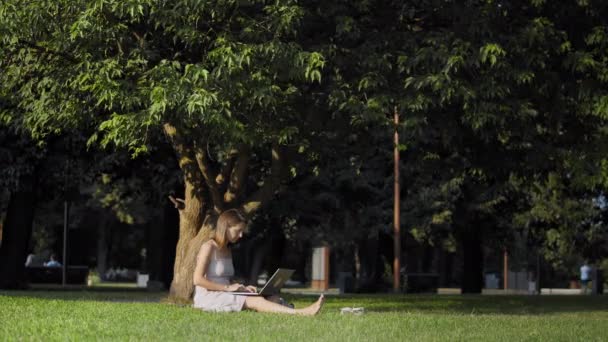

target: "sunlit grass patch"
[1,291,606,341]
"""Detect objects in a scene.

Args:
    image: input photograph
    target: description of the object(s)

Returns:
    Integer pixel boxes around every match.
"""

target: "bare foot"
[297,294,325,316]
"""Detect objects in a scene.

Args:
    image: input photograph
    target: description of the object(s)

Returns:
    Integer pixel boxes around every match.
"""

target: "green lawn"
[0,291,606,341]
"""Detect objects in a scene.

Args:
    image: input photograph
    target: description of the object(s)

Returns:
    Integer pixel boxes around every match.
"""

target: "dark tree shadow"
[0,289,167,303]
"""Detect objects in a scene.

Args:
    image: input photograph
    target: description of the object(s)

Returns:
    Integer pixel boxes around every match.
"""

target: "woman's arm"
[193,242,227,291]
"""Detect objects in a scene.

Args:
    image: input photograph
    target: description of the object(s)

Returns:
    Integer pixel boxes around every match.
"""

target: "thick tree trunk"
[438,250,455,287]
[356,234,383,292]
[246,216,285,284]
[164,123,209,302]
[168,182,206,302]
[460,227,484,294]
[0,177,37,289]
[248,239,271,285]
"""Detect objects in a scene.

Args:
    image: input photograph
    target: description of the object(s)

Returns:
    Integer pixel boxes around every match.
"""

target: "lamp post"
[503,248,508,291]
[62,201,69,286]
[393,106,401,292]
[62,140,71,287]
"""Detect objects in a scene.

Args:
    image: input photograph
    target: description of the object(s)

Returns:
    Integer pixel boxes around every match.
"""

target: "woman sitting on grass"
[193,209,324,315]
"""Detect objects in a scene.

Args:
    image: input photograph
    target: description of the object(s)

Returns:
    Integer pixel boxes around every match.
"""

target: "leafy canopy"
[0,0,324,155]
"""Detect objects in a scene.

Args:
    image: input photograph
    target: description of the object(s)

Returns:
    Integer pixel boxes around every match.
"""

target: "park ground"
[0,291,606,341]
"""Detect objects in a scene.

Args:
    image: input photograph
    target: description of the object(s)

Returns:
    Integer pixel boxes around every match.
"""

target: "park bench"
[25,266,89,285]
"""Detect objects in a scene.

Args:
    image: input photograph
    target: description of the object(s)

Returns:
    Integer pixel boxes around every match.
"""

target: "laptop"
[233,268,295,296]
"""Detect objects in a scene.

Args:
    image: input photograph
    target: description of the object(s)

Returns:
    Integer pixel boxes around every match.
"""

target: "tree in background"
[0,128,41,288]
[298,0,608,292]
[396,0,608,292]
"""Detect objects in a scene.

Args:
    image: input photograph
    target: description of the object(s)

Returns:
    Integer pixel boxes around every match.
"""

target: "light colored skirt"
[193,286,246,312]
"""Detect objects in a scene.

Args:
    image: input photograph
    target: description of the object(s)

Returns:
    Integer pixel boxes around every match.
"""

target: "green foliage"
[513,171,608,270]
[0,0,324,156]
[94,173,148,225]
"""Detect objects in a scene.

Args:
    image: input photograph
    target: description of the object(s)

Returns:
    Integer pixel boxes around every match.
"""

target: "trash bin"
[136,273,149,288]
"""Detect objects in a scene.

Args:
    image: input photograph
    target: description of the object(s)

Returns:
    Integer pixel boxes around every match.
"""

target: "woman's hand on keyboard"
[225,283,246,292]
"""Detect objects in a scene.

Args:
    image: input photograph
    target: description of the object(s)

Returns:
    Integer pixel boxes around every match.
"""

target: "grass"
[0,291,607,341]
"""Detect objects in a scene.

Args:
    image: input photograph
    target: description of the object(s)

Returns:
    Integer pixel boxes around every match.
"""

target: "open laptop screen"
[232,268,295,296]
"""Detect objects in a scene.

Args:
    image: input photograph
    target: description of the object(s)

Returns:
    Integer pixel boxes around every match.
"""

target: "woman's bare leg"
[244,294,324,316]
[297,295,324,315]
[265,295,281,304]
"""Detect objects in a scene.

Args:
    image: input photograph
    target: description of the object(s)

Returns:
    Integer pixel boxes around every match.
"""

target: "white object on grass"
[340,307,365,315]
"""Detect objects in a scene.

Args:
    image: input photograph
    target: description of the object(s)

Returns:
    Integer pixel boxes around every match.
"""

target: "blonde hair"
[210,209,247,249]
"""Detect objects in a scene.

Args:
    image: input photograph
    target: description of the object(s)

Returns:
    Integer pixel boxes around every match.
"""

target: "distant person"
[104,267,116,281]
[117,267,128,280]
[192,209,324,315]
[25,253,36,267]
[44,254,62,268]
[580,263,592,295]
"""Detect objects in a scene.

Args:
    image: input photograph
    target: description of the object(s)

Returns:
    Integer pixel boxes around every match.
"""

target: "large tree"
[0,0,325,301]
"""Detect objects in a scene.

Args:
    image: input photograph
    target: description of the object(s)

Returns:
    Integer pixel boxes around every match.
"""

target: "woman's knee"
[243,296,264,310]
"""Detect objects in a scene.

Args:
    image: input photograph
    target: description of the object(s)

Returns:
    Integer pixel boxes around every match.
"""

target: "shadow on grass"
[1,290,607,315]
[0,289,168,303]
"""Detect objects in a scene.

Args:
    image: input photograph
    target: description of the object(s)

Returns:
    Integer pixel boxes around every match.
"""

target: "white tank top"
[205,247,234,286]
[195,244,234,298]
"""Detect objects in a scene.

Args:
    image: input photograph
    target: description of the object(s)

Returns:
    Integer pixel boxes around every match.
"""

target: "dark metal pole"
[503,249,508,291]
[62,201,68,286]
[62,137,71,287]
[536,252,541,295]
[393,106,401,292]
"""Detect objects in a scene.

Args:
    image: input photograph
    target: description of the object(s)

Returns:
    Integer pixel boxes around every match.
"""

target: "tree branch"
[168,195,186,210]
[215,147,238,188]
[224,144,251,204]
[163,123,207,217]
[194,140,224,213]
[240,143,287,216]
[17,39,77,63]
